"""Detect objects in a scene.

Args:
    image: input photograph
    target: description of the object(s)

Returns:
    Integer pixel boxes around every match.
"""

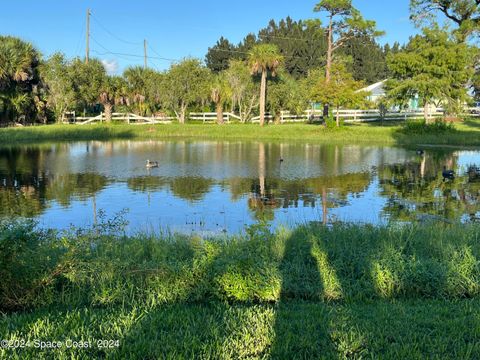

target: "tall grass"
[2,219,480,312]
[2,219,480,358]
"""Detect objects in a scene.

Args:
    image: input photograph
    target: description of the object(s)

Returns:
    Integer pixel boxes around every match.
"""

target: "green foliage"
[248,44,283,76]
[313,0,384,57]
[3,220,480,313]
[309,63,367,126]
[340,34,388,84]
[410,0,480,41]
[41,53,76,121]
[400,119,455,134]
[386,27,476,119]
[161,58,211,123]
[324,114,343,128]
[257,18,327,79]
[0,220,59,311]
[2,220,480,358]
[123,66,163,115]
[68,58,106,112]
[0,36,44,124]
[99,76,129,121]
[41,54,107,119]
[224,59,259,122]
[210,71,232,124]
[248,44,283,126]
[267,71,308,121]
[205,36,240,73]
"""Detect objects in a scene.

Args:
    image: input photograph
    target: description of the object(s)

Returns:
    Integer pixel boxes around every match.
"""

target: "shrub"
[0,220,60,311]
[401,119,455,134]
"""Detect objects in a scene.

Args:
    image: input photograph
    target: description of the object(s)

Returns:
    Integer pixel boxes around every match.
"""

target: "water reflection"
[0,141,479,233]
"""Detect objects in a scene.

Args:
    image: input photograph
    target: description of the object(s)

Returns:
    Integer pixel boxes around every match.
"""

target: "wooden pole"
[86,9,90,64]
[144,39,147,69]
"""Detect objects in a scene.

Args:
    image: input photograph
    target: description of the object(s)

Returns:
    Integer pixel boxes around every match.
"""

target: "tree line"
[0,0,478,126]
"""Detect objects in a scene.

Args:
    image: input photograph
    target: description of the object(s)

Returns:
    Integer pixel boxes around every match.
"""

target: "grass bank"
[1,220,480,358]
[1,118,480,146]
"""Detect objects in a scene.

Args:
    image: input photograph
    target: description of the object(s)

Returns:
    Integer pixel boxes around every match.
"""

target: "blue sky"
[0,0,418,73]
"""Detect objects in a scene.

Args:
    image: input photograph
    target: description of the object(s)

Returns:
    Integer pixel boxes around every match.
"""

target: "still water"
[1,140,480,234]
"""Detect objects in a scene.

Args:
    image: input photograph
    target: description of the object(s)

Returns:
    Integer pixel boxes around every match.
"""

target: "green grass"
[2,220,480,358]
[2,300,479,359]
[2,118,480,146]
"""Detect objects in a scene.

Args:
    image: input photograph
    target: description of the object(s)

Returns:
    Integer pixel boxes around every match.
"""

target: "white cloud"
[101,59,119,74]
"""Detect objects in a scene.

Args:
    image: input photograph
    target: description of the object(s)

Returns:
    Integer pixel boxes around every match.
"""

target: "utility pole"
[144,39,147,69]
[86,8,90,64]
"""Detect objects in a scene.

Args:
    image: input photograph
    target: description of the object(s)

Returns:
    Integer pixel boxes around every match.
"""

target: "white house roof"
[358,79,387,95]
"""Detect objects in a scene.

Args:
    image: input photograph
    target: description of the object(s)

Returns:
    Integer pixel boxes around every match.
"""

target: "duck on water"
[146,160,159,168]
[442,166,454,180]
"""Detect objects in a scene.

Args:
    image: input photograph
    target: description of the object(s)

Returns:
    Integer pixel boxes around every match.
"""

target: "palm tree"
[210,72,231,125]
[124,66,161,116]
[0,36,36,87]
[0,36,40,124]
[99,76,128,122]
[248,44,283,126]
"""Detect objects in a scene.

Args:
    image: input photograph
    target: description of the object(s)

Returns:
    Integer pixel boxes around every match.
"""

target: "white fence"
[64,107,480,125]
[66,112,174,125]
[250,108,480,123]
[189,112,242,123]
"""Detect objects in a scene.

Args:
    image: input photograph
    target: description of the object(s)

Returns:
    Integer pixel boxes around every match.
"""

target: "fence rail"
[189,112,242,123]
[66,112,174,125]
[64,107,480,125]
[250,108,480,123]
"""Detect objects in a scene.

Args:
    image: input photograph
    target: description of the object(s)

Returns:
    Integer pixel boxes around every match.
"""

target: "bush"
[0,220,60,311]
[401,119,455,134]
[325,114,344,128]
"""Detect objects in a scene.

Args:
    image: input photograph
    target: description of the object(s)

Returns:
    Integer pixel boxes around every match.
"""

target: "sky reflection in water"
[1,140,479,234]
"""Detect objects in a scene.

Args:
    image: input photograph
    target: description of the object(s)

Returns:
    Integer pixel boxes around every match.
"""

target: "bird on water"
[146,160,159,168]
[442,166,454,180]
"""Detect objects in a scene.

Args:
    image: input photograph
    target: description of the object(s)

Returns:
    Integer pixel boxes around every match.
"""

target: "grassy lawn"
[2,299,479,359]
[1,118,480,146]
[2,221,480,358]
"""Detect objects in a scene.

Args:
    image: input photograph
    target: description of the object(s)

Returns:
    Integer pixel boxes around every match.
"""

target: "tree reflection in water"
[1,142,480,231]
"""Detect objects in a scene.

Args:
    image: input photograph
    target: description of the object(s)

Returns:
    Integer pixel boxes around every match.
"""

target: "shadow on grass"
[269,226,338,358]
[463,118,480,129]
[4,223,480,358]
[359,120,404,128]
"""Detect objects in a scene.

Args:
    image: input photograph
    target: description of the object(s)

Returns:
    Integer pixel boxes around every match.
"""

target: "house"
[358,79,420,110]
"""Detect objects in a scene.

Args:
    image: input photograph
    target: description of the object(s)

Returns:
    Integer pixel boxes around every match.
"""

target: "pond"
[1,140,480,234]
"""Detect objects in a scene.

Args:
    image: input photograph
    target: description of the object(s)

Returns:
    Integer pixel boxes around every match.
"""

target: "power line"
[74,18,85,57]
[90,12,143,46]
[148,44,179,62]
[258,34,325,42]
[90,35,139,62]
[86,8,90,63]
[85,13,388,69]
[89,30,179,66]
[92,48,178,62]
